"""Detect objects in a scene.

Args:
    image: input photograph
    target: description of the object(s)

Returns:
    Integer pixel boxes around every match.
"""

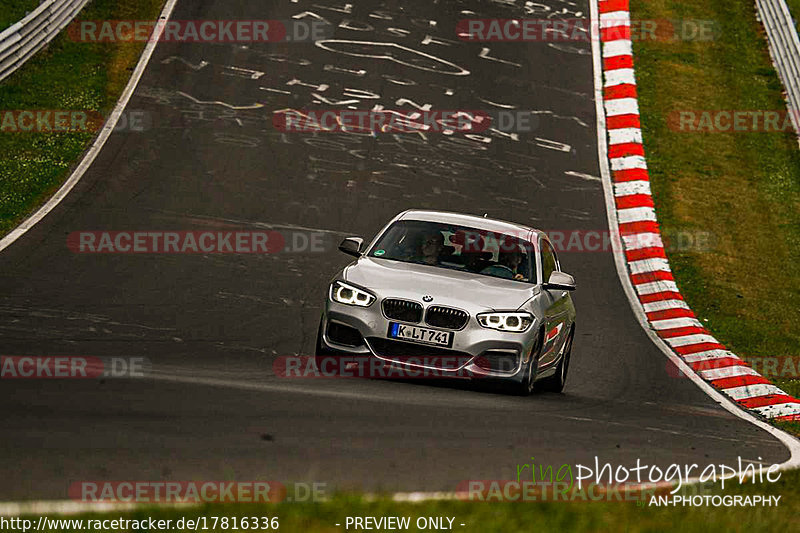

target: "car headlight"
[329,281,376,307]
[477,312,534,332]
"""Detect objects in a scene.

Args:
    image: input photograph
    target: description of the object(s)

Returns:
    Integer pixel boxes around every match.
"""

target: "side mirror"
[338,236,364,257]
[545,271,576,291]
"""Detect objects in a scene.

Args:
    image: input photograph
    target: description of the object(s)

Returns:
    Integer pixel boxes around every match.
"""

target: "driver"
[481,245,528,281]
[499,248,528,281]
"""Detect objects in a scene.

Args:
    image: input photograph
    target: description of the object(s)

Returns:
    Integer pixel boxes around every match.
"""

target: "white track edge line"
[0,0,180,254]
[589,0,800,469]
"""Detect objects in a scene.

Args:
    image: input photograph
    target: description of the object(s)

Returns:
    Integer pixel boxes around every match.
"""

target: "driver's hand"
[514,273,525,280]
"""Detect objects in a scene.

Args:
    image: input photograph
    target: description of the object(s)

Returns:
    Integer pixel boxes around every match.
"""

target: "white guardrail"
[0,0,90,83]
[756,0,800,138]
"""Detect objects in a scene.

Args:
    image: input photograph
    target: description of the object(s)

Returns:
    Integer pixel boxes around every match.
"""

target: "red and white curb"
[596,0,800,422]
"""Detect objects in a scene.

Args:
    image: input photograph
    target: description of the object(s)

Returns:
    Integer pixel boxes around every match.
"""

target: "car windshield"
[367,220,536,283]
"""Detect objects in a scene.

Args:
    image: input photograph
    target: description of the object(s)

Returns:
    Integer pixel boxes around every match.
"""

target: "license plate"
[388,322,453,347]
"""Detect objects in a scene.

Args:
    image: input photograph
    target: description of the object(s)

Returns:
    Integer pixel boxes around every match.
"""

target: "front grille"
[425,306,469,329]
[382,299,423,323]
[326,321,364,347]
[474,350,519,373]
[367,338,472,369]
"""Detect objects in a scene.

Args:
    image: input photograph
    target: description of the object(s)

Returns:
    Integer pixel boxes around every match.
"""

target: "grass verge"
[0,0,164,235]
[630,0,800,427]
[19,470,800,532]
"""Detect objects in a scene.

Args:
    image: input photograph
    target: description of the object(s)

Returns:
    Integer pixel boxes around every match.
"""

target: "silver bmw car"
[317,210,576,395]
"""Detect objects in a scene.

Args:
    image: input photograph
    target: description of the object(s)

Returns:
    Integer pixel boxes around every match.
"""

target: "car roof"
[397,209,545,242]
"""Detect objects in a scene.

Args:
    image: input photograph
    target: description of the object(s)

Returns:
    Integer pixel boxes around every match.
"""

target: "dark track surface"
[0,0,789,500]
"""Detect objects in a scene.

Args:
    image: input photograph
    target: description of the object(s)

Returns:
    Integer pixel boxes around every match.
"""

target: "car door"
[538,237,571,368]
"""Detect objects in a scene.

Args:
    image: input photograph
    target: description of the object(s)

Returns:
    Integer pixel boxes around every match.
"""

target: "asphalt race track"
[0,0,790,500]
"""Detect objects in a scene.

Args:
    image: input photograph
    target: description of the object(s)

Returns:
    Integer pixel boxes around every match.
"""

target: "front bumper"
[321,298,538,380]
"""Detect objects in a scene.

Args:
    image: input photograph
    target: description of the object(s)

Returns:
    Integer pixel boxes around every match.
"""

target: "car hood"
[343,257,537,311]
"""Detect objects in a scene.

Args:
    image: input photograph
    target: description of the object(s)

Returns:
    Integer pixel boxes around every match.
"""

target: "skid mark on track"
[146,210,347,236]
[0,304,175,332]
[565,170,601,182]
[178,91,264,110]
[314,40,470,76]
[161,56,208,70]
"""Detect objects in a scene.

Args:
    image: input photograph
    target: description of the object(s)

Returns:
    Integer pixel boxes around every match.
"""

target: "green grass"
[20,470,800,532]
[0,0,164,235]
[0,0,40,30]
[630,0,800,425]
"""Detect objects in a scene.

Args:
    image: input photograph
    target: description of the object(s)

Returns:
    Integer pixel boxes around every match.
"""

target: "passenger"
[499,248,528,281]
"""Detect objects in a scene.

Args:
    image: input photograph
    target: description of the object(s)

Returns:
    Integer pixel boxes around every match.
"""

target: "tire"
[539,327,574,393]
[509,328,543,396]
